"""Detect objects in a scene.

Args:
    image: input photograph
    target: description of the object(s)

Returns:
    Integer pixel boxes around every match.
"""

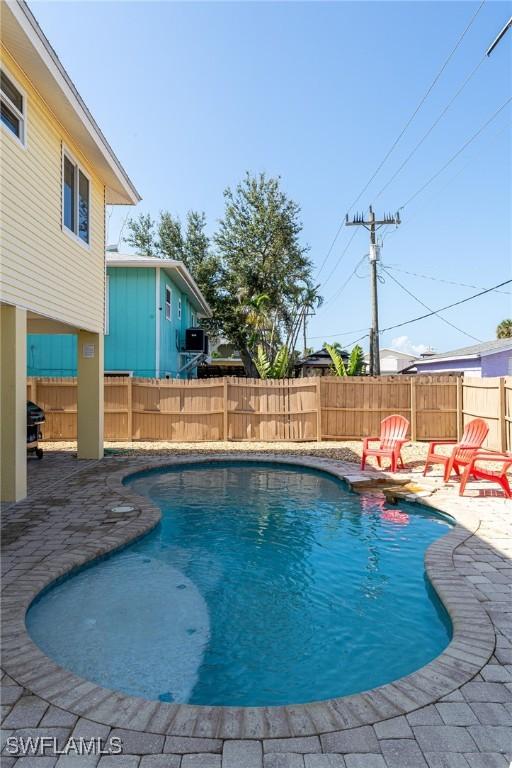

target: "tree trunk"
[239,347,259,378]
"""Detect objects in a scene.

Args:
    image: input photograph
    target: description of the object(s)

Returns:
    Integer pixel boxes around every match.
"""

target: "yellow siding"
[0,46,105,333]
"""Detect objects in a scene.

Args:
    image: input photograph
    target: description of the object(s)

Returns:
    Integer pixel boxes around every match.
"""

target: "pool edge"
[2,453,495,739]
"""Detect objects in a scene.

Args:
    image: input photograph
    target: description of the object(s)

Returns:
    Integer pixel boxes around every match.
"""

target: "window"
[191,313,196,327]
[165,286,172,320]
[178,298,182,321]
[1,69,25,144]
[62,150,90,244]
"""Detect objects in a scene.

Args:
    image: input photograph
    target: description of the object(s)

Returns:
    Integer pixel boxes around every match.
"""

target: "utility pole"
[302,310,315,357]
[346,206,400,375]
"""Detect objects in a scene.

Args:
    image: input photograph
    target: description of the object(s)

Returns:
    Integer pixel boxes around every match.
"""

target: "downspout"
[155,267,160,378]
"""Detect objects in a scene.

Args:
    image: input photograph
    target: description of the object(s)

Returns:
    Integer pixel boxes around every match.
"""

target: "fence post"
[456,377,463,441]
[316,377,322,442]
[28,377,37,405]
[223,378,229,441]
[127,377,133,441]
[499,377,506,452]
[410,378,417,442]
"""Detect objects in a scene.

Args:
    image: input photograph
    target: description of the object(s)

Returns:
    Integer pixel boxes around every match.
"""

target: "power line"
[399,96,512,210]
[486,14,512,56]
[381,266,481,342]
[309,328,368,340]
[319,227,360,286]
[373,54,487,203]
[316,1,486,282]
[321,253,368,309]
[314,278,511,340]
[383,264,512,295]
[344,0,487,215]
[316,221,345,278]
[379,279,512,334]
[380,118,511,246]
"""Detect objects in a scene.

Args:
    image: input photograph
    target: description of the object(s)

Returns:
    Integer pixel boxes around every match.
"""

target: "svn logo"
[5,736,123,756]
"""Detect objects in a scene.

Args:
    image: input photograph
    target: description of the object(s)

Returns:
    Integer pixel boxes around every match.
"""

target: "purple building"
[407,339,512,377]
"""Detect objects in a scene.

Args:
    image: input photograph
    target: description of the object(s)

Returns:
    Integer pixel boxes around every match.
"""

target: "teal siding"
[105,267,156,376]
[27,265,201,379]
[27,334,76,376]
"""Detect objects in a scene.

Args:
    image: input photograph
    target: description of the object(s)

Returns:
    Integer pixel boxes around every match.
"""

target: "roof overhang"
[480,345,512,358]
[1,0,140,205]
[416,353,480,365]
[106,255,212,318]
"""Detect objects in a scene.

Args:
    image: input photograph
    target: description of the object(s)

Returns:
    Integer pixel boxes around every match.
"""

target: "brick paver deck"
[1,449,511,767]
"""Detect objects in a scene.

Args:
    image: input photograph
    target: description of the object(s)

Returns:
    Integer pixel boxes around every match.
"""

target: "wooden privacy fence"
[462,377,512,452]
[26,373,497,445]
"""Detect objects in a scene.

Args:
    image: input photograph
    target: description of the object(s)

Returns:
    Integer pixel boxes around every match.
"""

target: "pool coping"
[1,453,495,739]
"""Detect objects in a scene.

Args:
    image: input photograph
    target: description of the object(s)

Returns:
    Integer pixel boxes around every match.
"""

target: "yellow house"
[0,0,140,501]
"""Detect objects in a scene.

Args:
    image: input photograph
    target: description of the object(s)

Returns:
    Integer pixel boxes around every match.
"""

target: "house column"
[77,330,104,459]
[0,304,27,502]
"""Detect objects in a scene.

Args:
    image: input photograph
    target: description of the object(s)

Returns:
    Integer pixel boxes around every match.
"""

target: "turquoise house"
[27,253,211,378]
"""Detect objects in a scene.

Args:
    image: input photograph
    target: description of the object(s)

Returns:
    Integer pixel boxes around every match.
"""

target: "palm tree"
[496,319,512,339]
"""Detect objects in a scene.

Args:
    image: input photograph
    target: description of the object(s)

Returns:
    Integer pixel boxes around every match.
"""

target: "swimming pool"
[27,460,453,707]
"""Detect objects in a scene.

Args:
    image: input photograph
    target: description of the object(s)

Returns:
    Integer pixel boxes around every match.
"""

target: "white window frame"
[105,275,110,335]
[62,146,91,249]
[165,285,172,321]
[178,297,182,321]
[0,67,27,148]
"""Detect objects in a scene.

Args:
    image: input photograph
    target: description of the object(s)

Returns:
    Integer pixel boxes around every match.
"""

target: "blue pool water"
[27,461,453,706]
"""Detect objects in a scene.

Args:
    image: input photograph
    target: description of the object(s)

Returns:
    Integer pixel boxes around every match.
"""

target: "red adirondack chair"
[423,418,489,482]
[361,415,410,472]
[459,452,512,498]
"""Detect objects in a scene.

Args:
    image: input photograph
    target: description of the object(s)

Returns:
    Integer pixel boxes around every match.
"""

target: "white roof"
[2,1,140,205]
[106,253,212,317]
[379,348,418,359]
[364,348,418,361]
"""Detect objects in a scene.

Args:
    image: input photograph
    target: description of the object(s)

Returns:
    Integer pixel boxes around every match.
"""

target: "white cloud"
[391,335,430,357]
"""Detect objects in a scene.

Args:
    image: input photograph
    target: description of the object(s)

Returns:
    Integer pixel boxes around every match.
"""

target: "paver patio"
[1,445,511,767]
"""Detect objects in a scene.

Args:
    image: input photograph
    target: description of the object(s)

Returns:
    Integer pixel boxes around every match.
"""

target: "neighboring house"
[407,339,512,377]
[27,253,212,378]
[199,358,246,378]
[296,348,349,377]
[0,1,139,501]
[364,348,418,375]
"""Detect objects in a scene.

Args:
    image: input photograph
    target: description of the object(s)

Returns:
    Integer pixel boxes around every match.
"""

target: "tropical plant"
[324,343,365,376]
[324,342,348,376]
[346,344,366,375]
[496,319,512,339]
[254,345,290,379]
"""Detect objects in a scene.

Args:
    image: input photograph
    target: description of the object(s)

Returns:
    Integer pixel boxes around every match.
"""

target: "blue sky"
[34,1,511,355]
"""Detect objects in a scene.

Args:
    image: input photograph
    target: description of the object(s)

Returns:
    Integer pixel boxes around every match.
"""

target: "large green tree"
[213,172,317,375]
[125,173,320,377]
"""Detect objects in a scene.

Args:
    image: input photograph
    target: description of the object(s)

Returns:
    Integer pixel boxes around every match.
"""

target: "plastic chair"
[423,418,489,482]
[459,451,512,498]
[361,415,410,472]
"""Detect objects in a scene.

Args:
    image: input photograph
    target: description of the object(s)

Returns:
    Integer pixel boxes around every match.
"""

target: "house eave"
[2,0,140,205]
[106,256,212,318]
[415,353,481,366]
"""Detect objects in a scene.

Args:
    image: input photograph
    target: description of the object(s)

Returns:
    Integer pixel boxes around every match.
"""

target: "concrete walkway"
[1,448,511,767]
